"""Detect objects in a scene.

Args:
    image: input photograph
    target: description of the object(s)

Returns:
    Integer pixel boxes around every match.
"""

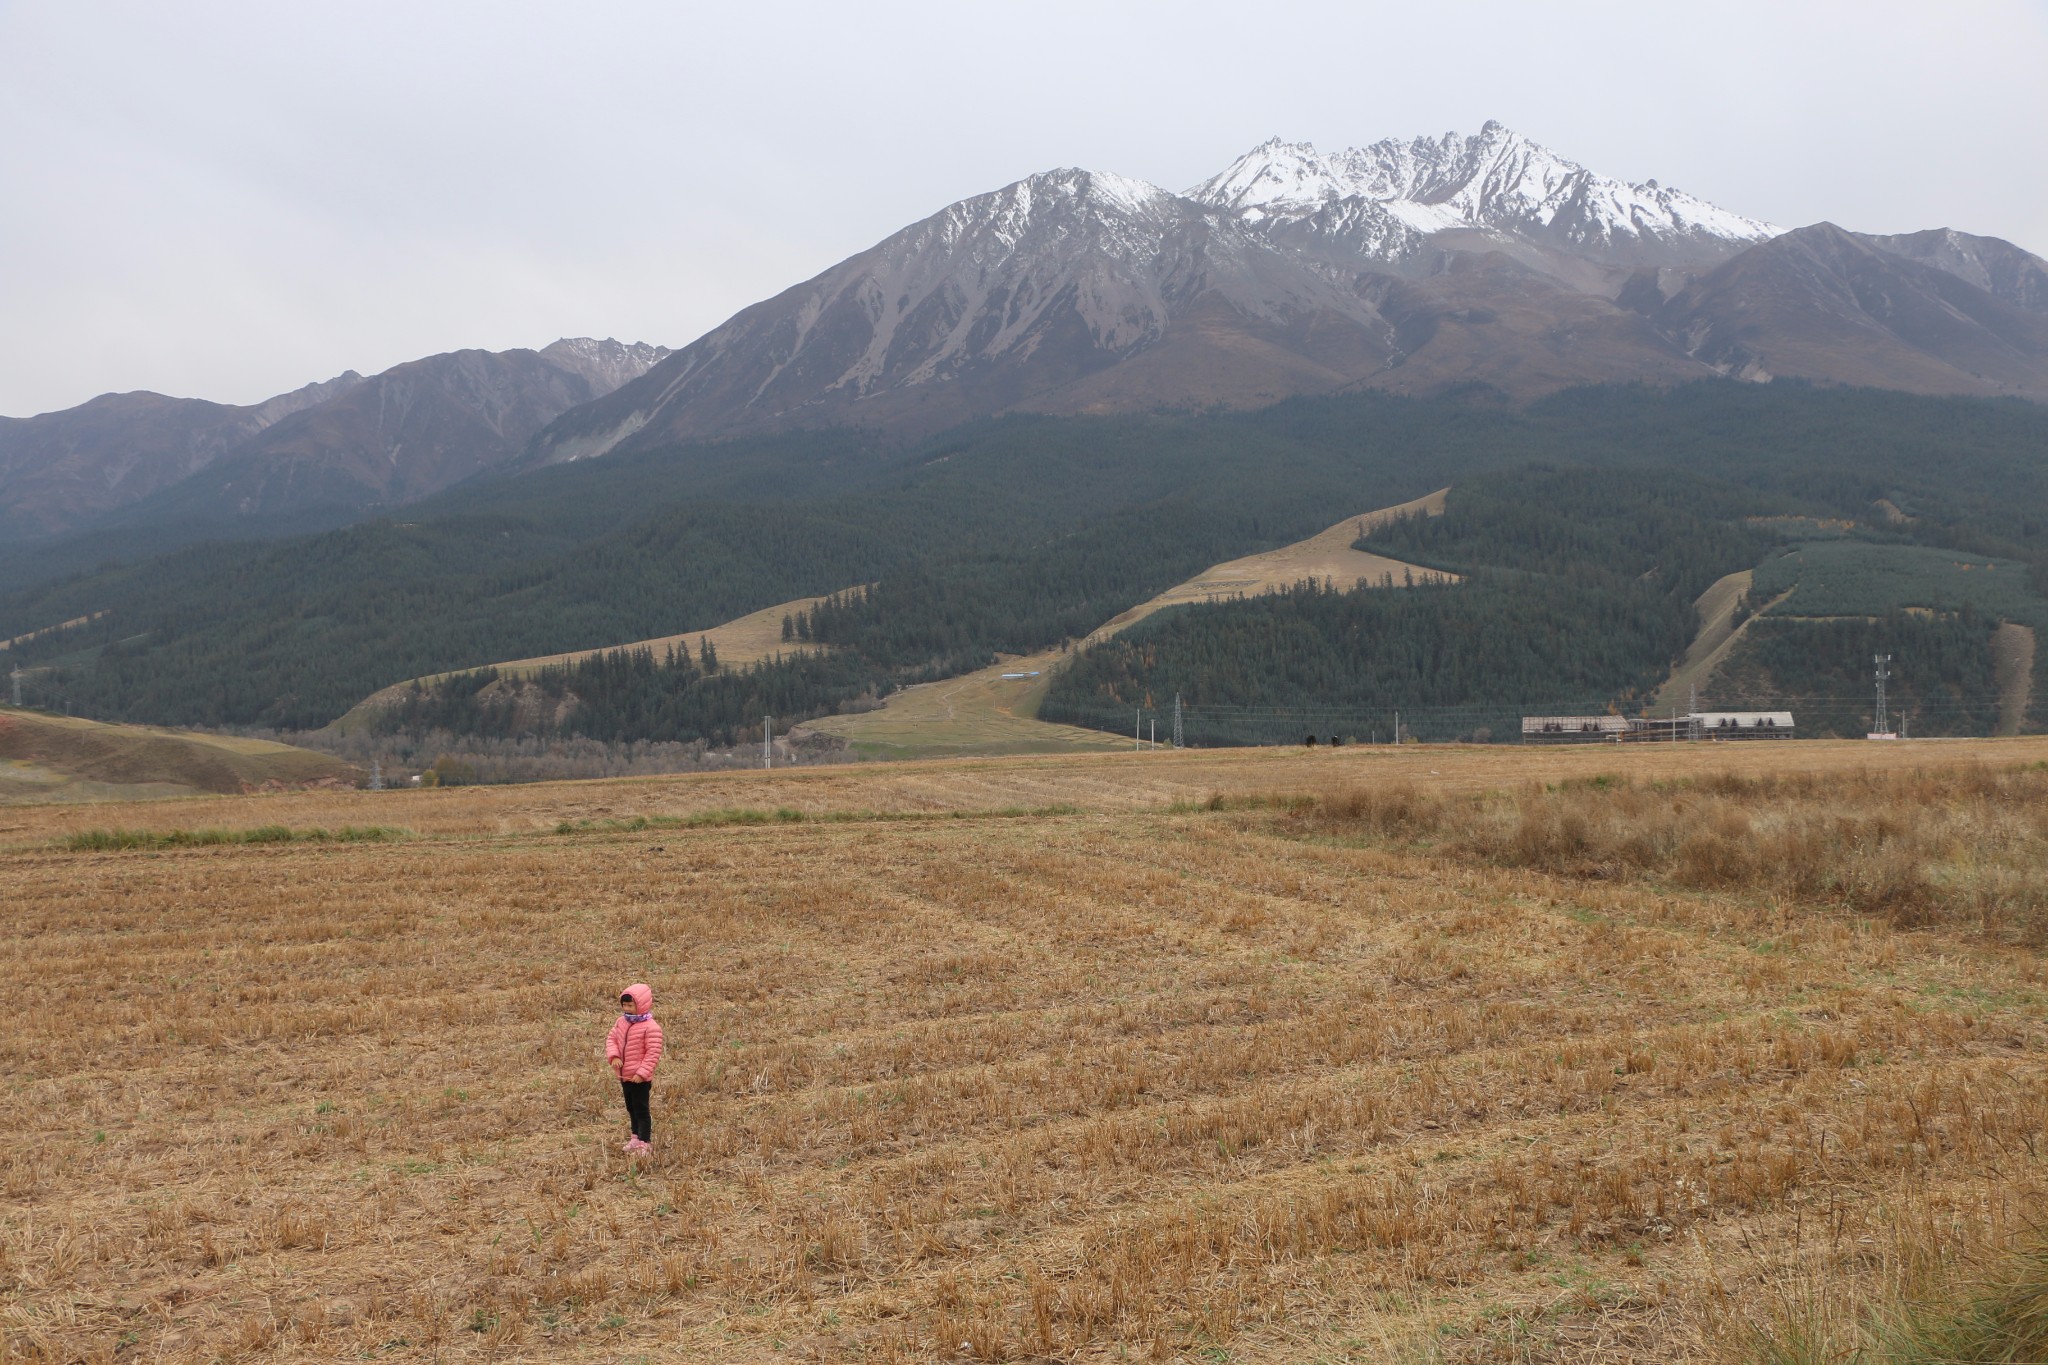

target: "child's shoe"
[625,1138,652,1155]
[621,1138,640,1152]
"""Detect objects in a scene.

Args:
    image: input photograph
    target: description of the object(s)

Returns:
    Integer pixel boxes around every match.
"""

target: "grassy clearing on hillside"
[3,743,2045,1362]
[327,590,853,738]
[801,645,1127,758]
[1081,490,1454,644]
[1653,569,1765,711]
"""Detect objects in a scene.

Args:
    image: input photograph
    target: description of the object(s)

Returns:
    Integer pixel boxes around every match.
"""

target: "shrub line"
[551,804,1083,835]
[61,825,408,851]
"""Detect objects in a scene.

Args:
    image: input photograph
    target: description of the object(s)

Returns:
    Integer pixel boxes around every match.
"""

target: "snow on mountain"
[521,123,2048,465]
[1191,122,1781,263]
[835,167,1188,378]
[525,166,1414,462]
[1194,138,1366,219]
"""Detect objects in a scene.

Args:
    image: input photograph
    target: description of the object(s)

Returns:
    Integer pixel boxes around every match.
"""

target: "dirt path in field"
[1993,621,2036,735]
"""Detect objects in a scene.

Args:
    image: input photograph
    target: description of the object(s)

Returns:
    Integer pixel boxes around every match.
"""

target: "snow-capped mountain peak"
[1044,167,1177,217]
[979,168,1177,228]
[1189,138,1359,219]
[1191,122,1781,262]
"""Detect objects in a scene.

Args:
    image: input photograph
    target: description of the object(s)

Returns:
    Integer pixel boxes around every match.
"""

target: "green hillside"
[1041,466,1787,742]
[7,382,2048,745]
[1755,540,2048,624]
[1040,460,2048,743]
[1710,611,2004,737]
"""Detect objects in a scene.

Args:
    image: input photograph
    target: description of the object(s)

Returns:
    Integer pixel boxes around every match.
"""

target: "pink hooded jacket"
[605,983,665,1082]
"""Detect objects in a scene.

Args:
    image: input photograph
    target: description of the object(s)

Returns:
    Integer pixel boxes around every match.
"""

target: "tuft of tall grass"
[1867,1231,2048,1364]
[1746,1229,2048,1365]
[1270,764,2048,943]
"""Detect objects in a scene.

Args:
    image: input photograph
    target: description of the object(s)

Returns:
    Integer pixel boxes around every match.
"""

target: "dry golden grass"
[1079,489,1454,647]
[472,591,850,679]
[1652,571,1757,712]
[0,710,357,805]
[799,645,1127,758]
[3,740,2046,1363]
[1284,764,2048,945]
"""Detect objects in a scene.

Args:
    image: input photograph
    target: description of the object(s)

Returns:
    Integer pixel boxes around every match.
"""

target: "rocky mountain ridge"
[1190,122,1781,265]
[0,338,667,540]
[0,372,365,539]
[524,124,2048,468]
[10,123,2047,545]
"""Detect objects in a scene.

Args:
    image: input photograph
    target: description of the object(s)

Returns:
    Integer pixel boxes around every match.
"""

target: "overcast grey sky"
[3,0,2044,417]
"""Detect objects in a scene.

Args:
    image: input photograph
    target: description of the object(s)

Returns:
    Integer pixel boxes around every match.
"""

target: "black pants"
[621,1080,652,1142]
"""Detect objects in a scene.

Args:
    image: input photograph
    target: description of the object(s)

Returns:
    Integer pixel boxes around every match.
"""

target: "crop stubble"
[3,741,2047,1362]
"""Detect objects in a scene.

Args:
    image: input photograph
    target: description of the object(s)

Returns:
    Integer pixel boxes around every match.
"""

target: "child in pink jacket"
[606,983,665,1153]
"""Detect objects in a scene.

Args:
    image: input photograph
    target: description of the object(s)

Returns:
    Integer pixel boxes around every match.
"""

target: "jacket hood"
[621,982,653,1014]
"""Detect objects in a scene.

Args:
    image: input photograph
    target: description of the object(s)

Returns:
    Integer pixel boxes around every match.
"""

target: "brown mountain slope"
[1855,228,2048,313]
[526,172,1411,456]
[527,165,2048,466]
[523,174,1743,465]
[0,340,668,541]
[0,374,361,538]
[1358,252,1716,396]
[99,339,670,526]
[1660,223,2048,397]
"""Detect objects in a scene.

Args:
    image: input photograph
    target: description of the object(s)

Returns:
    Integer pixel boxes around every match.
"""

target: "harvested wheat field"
[5,739,2048,1363]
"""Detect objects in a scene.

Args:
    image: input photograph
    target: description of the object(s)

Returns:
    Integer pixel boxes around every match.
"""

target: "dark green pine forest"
[1039,467,1790,742]
[378,643,890,749]
[6,380,2048,745]
[1713,611,2005,738]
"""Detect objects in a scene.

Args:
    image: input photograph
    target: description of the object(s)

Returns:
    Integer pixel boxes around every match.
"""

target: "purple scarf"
[623,1011,651,1024]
